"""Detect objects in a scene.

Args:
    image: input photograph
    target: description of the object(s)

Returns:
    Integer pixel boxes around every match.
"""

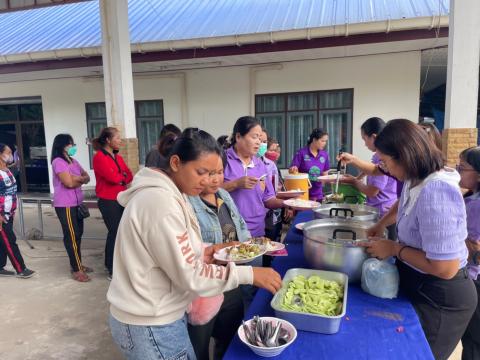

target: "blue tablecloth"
[224,211,434,360]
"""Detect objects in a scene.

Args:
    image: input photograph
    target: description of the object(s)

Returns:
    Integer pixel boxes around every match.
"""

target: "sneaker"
[16,268,35,279]
[0,268,15,277]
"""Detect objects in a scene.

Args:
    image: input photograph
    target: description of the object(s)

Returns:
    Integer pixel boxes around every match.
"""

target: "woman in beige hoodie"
[107,129,281,360]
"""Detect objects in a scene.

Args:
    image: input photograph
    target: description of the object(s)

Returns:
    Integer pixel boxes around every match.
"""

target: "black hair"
[374,119,443,181]
[217,135,230,150]
[51,134,74,163]
[159,123,181,140]
[158,128,222,170]
[360,117,385,137]
[230,116,261,147]
[307,128,328,145]
[91,126,118,151]
[460,146,480,192]
[0,143,8,154]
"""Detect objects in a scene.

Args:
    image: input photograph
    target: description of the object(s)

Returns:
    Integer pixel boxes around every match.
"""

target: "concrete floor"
[0,205,463,360]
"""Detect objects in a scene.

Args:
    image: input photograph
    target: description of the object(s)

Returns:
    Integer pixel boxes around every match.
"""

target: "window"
[85,100,164,166]
[256,89,353,168]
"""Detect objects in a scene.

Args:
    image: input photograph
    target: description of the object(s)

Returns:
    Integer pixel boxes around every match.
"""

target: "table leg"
[37,201,44,239]
[18,198,25,239]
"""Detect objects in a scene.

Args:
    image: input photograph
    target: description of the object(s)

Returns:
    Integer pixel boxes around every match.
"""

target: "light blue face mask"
[257,142,268,157]
[66,145,77,157]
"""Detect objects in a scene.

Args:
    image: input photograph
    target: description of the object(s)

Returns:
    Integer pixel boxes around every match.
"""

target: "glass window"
[0,105,17,122]
[19,104,43,121]
[256,89,353,168]
[85,103,107,167]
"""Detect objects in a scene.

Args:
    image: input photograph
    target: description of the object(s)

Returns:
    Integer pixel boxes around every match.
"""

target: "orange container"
[284,173,311,200]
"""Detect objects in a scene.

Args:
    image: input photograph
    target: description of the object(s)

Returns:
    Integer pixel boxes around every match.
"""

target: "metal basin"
[303,219,384,282]
[313,203,379,222]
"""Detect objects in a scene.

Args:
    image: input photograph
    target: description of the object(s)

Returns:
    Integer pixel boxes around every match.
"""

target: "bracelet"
[397,245,409,262]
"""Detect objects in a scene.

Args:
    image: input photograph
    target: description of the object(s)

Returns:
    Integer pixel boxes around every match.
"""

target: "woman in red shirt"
[92,127,133,280]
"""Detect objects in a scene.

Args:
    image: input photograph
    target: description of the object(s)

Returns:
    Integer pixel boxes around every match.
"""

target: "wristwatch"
[473,251,480,266]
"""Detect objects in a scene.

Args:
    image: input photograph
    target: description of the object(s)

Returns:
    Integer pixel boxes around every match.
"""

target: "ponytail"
[92,127,118,151]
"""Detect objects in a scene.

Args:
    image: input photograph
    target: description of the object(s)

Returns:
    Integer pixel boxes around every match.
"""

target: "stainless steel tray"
[270,268,348,334]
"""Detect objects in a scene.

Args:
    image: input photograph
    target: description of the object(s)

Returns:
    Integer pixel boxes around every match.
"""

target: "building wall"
[0,50,421,191]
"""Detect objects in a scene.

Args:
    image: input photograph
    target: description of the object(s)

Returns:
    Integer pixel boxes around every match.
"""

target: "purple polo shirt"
[465,193,480,280]
[224,147,275,237]
[366,153,398,216]
[290,147,330,200]
[397,178,468,273]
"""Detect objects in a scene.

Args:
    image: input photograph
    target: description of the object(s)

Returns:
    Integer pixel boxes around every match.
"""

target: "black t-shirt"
[202,195,237,243]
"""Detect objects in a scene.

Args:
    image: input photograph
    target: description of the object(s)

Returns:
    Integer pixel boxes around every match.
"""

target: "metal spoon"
[265,321,282,347]
[277,326,291,345]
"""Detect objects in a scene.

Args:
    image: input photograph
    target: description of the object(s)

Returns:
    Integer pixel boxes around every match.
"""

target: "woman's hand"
[366,222,387,238]
[358,238,400,260]
[236,176,258,189]
[283,208,294,222]
[288,166,299,174]
[252,267,282,294]
[337,152,356,165]
[339,174,357,185]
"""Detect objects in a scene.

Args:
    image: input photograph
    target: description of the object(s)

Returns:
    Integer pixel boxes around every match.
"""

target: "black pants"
[55,207,84,272]
[462,278,480,360]
[0,216,26,273]
[397,260,477,360]
[98,199,124,275]
[188,288,244,360]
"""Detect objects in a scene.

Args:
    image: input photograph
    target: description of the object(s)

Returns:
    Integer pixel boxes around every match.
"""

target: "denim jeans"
[109,314,196,360]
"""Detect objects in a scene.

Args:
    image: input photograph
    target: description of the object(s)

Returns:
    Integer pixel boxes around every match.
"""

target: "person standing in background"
[92,127,133,280]
[145,123,181,167]
[0,143,35,278]
[289,128,330,201]
[51,134,91,282]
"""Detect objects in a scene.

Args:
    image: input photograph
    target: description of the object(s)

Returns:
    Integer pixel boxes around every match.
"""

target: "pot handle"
[329,208,354,218]
[332,228,357,240]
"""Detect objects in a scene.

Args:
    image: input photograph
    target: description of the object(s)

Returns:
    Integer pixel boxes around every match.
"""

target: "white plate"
[295,222,306,231]
[283,199,321,211]
[276,190,306,199]
[214,245,266,264]
[317,174,344,183]
[265,241,285,253]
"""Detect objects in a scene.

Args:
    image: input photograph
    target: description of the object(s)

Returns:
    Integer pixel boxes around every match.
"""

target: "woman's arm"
[366,201,399,237]
[57,172,84,189]
[264,197,285,209]
[341,174,380,197]
[338,153,383,175]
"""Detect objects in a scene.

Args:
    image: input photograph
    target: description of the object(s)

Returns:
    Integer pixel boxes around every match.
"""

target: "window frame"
[255,89,354,169]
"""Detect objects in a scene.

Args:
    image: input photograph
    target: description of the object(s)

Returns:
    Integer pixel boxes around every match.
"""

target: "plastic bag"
[361,258,399,299]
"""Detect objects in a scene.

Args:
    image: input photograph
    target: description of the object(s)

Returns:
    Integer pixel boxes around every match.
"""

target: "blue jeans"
[109,314,196,360]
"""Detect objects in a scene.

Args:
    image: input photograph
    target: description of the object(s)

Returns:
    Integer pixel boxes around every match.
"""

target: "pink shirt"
[52,157,84,207]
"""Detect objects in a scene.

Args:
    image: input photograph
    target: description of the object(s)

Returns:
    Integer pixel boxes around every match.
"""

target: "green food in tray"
[281,275,344,316]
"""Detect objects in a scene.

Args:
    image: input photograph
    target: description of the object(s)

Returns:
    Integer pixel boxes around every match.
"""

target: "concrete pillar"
[443,0,480,166]
[100,0,139,173]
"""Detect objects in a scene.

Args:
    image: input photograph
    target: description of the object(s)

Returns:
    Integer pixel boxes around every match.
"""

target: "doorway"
[0,99,49,193]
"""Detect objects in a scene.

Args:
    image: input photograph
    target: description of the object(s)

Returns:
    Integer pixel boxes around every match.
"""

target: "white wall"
[0,50,421,191]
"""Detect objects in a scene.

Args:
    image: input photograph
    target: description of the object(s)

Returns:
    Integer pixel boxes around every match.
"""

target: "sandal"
[72,271,90,282]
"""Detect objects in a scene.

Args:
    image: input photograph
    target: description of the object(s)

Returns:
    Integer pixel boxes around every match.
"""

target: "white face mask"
[1,154,13,165]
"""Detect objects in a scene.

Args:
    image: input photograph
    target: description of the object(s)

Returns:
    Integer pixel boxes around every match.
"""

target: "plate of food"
[249,237,285,253]
[214,243,266,264]
[277,189,306,199]
[283,198,321,211]
[324,193,345,203]
[316,174,344,183]
[295,222,306,231]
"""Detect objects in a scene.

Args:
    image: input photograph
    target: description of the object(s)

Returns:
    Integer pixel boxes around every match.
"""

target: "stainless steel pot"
[313,203,379,222]
[303,219,384,282]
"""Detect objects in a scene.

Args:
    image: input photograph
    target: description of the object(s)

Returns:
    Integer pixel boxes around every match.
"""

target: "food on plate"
[227,243,263,261]
[281,275,344,316]
[285,199,320,208]
[326,193,344,203]
[250,237,277,252]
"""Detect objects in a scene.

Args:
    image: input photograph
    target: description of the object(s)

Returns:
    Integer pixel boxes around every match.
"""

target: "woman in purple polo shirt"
[289,128,330,201]
[360,119,477,360]
[458,146,480,360]
[223,116,285,238]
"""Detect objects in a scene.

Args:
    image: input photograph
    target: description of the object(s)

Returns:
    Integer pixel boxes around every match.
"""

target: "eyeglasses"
[456,164,476,172]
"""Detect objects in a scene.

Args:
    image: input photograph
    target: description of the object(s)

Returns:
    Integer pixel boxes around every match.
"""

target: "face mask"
[66,145,77,157]
[256,143,268,158]
[1,154,13,165]
[265,151,280,162]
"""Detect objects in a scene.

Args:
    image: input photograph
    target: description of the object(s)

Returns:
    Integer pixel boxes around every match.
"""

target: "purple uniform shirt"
[52,157,85,207]
[397,178,468,273]
[465,193,480,280]
[224,147,275,237]
[290,147,330,200]
[366,153,398,216]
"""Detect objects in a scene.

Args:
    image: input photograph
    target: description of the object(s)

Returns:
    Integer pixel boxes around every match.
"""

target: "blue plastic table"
[224,211,434,360]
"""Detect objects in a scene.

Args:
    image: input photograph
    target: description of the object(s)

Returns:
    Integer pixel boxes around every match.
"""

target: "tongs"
[335,149,344,194]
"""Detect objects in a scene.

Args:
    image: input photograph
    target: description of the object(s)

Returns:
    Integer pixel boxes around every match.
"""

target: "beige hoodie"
[107,168,253,326]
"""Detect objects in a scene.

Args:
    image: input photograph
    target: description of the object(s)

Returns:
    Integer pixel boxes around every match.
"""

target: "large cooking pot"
[313,203,379,222]
[303,219,384,282]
